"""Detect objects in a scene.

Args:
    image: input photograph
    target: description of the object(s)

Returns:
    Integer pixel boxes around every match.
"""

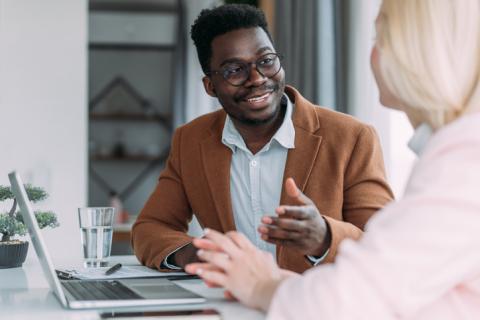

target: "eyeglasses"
[206,53,283,87]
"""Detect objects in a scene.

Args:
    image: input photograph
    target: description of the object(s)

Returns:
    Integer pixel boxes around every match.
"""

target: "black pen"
[56,269,77,280]
[105,263,122,275]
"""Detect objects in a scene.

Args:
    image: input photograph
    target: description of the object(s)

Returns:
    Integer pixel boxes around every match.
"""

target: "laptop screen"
[8,171,68,307]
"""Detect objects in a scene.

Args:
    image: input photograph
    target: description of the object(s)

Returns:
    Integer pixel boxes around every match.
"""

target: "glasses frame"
[206,53,284,87]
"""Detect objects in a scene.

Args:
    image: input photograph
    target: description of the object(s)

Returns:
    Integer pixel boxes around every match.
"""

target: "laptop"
[8,171,206,309]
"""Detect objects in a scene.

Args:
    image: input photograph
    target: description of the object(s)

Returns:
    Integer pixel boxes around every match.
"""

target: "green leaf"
[25,185,49,202]
[0,212,27,238]
[0,184,57,240]
[0,186,14,201]
[15,211,59,229]
[0,184,48,202]
[35,211,59,229]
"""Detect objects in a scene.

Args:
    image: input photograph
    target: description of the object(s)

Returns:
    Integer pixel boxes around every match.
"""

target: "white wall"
[0,0,88,265]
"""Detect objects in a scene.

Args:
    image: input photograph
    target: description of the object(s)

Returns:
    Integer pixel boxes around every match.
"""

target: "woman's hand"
[185,229,291,311]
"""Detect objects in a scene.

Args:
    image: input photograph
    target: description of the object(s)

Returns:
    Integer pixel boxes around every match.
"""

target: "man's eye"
[225,65,244,75]
[259,58,274,66]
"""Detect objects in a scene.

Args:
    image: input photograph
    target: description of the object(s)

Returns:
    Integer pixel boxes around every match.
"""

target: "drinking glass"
[78,207,115,267]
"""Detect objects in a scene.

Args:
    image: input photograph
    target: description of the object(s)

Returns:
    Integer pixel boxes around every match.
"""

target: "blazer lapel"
[200,117,236,232]
[280,86,323,204]
[280,130,323,204]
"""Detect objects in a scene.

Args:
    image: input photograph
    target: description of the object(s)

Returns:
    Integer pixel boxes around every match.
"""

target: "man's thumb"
[285,178,313,205]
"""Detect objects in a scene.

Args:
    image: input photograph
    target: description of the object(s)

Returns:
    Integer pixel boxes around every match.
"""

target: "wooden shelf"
[89,43,176,51]
[90,113,170,122]
[90,155,165,162]
[89,1,178,13]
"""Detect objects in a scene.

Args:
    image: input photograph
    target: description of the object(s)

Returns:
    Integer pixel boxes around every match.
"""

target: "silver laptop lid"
[8,171,68,307]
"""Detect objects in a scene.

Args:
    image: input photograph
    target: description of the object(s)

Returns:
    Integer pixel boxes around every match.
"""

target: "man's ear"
[202,76,217,97]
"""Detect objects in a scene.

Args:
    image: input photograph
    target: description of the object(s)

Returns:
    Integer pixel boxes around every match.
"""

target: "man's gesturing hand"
[258,178,331,257]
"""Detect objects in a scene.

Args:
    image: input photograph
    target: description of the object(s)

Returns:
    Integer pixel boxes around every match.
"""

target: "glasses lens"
[220,53,282,86]
[222,63,248,86]
[257,54,281,77]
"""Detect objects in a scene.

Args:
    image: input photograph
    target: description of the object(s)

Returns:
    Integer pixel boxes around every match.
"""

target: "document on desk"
[56,265,191,280]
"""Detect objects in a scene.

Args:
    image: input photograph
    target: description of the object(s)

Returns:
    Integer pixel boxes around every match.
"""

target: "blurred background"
[0,0,415,261]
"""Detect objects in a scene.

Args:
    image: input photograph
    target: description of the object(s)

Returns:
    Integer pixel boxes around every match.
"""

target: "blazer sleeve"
[322,125,394,263]
[131,127,193,270]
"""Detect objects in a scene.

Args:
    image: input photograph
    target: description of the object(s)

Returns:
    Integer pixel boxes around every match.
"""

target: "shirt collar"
[407,123,433,156]
[221,94,296,153]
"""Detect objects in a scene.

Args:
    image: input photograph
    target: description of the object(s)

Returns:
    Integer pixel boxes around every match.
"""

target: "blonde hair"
[377,0,480,129]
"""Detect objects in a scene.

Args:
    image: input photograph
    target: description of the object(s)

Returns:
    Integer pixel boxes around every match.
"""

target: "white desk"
[0,255,264,320]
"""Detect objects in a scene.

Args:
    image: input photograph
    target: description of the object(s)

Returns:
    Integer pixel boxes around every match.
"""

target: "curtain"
[274,0,348,112]
[172,0,220,129]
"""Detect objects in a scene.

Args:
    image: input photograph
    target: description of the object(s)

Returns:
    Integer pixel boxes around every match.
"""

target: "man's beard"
[229,80,286,126]
[232,95,287,126]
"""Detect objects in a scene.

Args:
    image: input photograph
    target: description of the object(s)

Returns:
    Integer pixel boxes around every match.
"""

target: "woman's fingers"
[185,263,225,288]
[203,228,241,257]
[224,290,237,300]
[192,238,222,252]
[226,231,255,250]
[197,249,232,270]
[196,269,228,288]
[185,262,219,274]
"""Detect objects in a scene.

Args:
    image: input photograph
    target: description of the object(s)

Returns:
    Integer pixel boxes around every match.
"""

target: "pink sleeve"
[267,136,480,319]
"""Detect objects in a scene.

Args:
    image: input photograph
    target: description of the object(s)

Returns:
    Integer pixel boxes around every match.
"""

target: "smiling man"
[132,4,394,273]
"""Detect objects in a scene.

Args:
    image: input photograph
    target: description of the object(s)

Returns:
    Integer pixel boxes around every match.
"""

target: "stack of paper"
[56,265,190,280]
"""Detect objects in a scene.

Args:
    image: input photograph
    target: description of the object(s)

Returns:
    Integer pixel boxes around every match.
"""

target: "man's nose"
[244,64,266,87]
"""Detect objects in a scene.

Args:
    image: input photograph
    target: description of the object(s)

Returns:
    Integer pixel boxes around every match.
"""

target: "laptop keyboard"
[62,280,142,300]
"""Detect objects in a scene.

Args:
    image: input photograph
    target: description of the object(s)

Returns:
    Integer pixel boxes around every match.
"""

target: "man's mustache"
[234,83,279,102]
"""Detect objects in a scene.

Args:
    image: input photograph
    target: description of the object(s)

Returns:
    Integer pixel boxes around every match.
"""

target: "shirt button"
[251,160,257,167]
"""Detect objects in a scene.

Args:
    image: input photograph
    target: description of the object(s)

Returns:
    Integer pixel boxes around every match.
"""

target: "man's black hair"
[190,4,273,74]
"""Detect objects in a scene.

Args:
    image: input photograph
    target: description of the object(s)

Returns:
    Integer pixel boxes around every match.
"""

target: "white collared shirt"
[408,123,433,156]
[221,95,295,257]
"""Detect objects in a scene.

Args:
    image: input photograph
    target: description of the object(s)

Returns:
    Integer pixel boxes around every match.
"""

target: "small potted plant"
[0,185,59,268]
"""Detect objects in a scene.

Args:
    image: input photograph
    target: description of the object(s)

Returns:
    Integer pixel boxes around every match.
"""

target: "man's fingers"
[259,224,303,241]
[285,178,314,206]
[260,216,305,232]
[276,206,314,220]
[261,216,274,224]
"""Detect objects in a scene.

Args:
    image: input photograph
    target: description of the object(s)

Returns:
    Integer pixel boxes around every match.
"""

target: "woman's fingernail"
[197,249,204,256]
[196,268,203,276]
[204,228,210,234]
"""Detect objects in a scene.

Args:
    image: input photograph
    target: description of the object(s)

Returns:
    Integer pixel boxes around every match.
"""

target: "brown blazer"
[132,86,394,273]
